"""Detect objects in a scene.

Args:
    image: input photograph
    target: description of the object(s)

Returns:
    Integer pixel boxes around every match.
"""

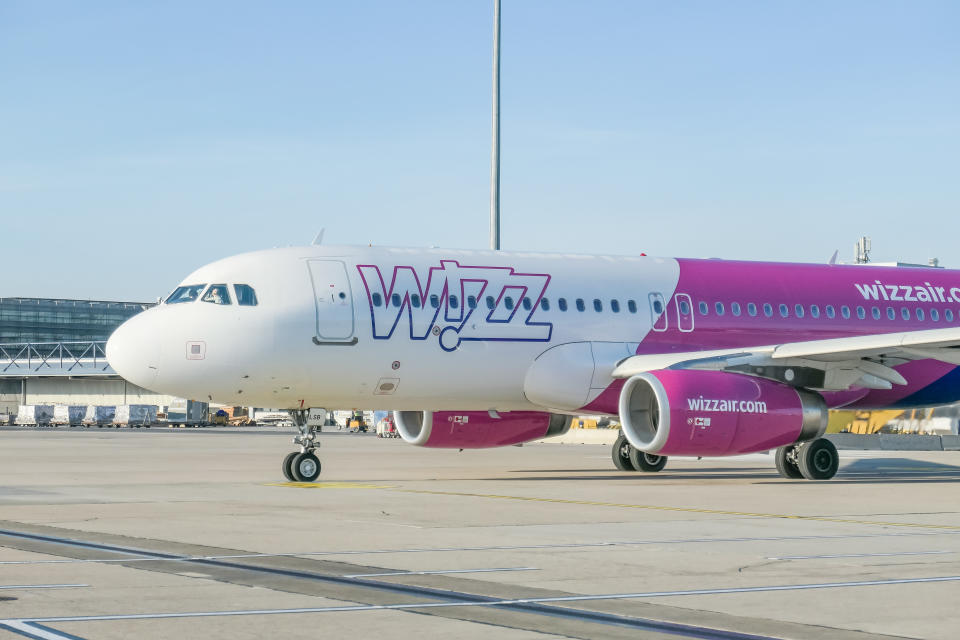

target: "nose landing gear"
[282,409,322,482]
[611,434,668,472]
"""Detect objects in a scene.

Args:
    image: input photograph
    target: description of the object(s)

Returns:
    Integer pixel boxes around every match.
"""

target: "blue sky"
[1,1,958,300]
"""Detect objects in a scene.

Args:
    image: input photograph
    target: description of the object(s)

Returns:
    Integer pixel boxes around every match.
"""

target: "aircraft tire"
[628,448,667,472]
[797,438,839,480]
[612,435,635,471]
[292,452,321,482]
[282,452,298,481]
[774,446,803,479]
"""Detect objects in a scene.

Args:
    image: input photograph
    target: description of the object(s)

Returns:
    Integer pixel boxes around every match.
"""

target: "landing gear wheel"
[612,435,635,471]
[797,438,839,480]
[628,448,667,472]
[281,451,298,481]
[291,452,321,482]
[774,445,803,479]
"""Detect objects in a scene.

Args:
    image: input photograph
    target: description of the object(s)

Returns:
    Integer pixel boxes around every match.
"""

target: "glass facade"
[0,298,152,343]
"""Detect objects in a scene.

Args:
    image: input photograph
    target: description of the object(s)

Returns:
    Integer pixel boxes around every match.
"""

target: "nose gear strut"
[282,409,322,481]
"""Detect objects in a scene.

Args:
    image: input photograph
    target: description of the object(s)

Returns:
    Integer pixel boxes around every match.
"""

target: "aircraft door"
[649,292,668,332]
[675,293,694,332]
[307,260,357,345]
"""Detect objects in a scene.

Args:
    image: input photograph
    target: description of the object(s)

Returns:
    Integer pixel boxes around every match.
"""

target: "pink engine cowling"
[392,410,572,448]
[618,370,827,457]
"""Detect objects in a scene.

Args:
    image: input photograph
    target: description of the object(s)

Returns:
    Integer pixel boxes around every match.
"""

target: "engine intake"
[618,370,827,457]
[393,410,572,448]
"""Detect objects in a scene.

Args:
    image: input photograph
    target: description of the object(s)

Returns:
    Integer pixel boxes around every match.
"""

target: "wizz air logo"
[357,260,553,351]
[687,397,768,413]
[855,281,960,304]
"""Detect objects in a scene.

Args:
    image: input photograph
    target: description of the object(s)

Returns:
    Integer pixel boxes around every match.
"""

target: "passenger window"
[234,284,258,306]
[411,294,422,308]
[522,297,532,311]
[826,305,836,319]
[946,309,955,322]
[678,299,689,315]
[931,308,940,321]
[841,306,851,319]
[699,301,709,315]
[916,308,925,321]
[715,302,725,316]
[505,296,515,310]
[763,303,773,317]
[430,294,440,309]
[449,295,459,309]
[611,299,620,313]
[391,293,402,307]
[779,304,789,318]
[627,300,637,313]
[731,302,741,316]
[576,298,586,312]
[593,299,603,312]
[166,284,206,304]
[559,298,568,312]
[652,299,663,314]
[871,306,880,320]
[467,295,477,309]
[202,284,231,305]
[372,293,383,307]
[856,306,866,320]
[886,307,896,320]
[810,305,820,318]
[747,302,758,317]
[486,295,495,310]
[901,307,910,320]
[794,304,804,318]
[540,298,551,311]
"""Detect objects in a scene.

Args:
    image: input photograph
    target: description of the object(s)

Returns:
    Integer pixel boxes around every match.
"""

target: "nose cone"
[106,312,161,390]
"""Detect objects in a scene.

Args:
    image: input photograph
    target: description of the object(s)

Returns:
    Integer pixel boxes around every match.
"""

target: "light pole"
[489,0,501,250]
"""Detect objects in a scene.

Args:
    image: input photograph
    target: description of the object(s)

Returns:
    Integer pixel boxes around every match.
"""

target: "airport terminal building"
[0,297,175,416]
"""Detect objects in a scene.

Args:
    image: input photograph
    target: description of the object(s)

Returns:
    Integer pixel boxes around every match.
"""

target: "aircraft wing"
[611,327,960,391]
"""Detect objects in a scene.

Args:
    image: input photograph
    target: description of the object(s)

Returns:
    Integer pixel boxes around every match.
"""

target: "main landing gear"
[282,409,322,482]
[611,434,668,473]
[775,438,839,480]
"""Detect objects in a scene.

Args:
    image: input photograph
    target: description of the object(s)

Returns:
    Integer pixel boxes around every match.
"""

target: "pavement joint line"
[0,584,87,590]
[4,575,960,627]
[342,567,538,578]
[768,550,955,560]
[264,482,393,489]
[0,530,948,566]
[394,488,960,530]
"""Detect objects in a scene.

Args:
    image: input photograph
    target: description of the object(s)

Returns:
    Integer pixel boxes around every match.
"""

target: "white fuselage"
[107,245,679,411]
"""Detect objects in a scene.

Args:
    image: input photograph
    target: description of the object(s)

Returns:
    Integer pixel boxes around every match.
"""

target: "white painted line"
[768,550,954,560]
[0,530,948,566]
[343,567,537,578]
[0,584,87,590]
[0,621,79,640]
[8,575,960,624]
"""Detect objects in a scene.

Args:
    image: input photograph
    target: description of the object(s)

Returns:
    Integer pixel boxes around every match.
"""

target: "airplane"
[105,245,960,483]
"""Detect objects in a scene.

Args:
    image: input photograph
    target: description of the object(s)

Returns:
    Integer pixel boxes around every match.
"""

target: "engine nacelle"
[618,370,827,457]
[393,410,572,448]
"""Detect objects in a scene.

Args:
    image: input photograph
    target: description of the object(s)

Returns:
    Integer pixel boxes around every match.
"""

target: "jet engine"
[392,410,572,448]
[618,370,827,457]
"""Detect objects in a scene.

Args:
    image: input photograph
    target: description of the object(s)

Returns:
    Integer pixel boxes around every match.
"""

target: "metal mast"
[489,0,501,250]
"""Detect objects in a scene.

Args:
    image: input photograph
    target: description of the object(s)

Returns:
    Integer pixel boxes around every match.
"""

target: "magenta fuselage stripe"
[628,258,960,409]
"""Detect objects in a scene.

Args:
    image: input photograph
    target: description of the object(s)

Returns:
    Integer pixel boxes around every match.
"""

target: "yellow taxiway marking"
[265,482,394,489]
[396,489,960,531]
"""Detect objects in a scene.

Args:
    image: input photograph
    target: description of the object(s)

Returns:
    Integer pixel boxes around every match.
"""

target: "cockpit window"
[201,284,232,305]
[234,284,258,306]
[166,284,206,304]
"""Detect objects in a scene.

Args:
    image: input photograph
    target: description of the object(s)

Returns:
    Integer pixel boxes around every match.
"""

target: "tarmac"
[1,427,959,639]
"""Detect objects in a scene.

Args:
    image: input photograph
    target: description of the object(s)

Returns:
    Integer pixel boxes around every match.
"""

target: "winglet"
[828,249,839,265]
[312,229,325,245]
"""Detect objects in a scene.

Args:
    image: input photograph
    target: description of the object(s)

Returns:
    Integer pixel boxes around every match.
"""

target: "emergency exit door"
[307,260,357,344]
